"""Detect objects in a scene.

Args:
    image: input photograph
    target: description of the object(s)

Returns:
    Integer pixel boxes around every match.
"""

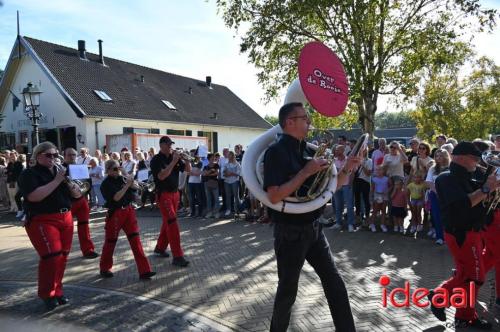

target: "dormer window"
[93,90,113,102]
[162,100,177,110]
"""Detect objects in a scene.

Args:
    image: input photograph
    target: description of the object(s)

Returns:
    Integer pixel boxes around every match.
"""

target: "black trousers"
[353,178,370,219]
[271,220,356,332]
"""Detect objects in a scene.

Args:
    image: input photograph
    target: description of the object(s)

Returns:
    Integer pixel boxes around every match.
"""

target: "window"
[167,129,185,136]
[123,127,160,134]
[162,100,177,110]
[93,90,113,102]
[186,130,192,136]
[0,132,15,149]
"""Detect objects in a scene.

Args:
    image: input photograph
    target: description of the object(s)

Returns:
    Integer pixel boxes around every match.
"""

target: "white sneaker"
[381,225,388,233]
[370,224,377,232]
[16,210,24,218]
[416,224,423,232]
[393,226,399,232]
[436,239,444,245]
[91,206,98,211]
[225,210,231,217]
[348,225,355,232]
[331,224,342,231]
[427,228,435,237]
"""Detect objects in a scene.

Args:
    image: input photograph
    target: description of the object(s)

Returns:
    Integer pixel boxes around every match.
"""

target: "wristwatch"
[481,184,490,194]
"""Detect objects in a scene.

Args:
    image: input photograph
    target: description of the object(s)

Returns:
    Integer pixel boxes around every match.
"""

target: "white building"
[0,36,271,153]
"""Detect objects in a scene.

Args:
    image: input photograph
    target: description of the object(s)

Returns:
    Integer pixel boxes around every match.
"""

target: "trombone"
[483,150,500,215]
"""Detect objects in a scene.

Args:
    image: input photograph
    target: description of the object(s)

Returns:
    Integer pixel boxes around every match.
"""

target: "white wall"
[84,117,267,152]
[0,54,85,150]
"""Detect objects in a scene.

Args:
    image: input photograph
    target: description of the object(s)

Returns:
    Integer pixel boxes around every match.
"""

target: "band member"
[264,103,360,332]
[18,142,78,310]
[99,160,156,279]
[150,136,191,267]
[63,148,99,258]
[429,142,500,329]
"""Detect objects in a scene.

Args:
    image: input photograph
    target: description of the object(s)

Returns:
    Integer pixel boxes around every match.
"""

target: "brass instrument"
[56,164,91,195]
[483,150,500,214]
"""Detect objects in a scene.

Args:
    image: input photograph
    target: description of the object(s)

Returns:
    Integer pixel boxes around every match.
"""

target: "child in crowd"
[407,172,426,233]
[370,166,389,232]
[390,178,407,233]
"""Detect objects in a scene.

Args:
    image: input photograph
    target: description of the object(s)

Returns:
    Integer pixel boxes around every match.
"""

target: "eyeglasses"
[42,153,59,159]
[110,167,119,171]
[288,115,310,121]
[418,146,427,150]
[390,146,397,149]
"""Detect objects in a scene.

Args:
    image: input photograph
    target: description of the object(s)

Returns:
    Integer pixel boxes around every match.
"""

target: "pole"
[32,106,39,148]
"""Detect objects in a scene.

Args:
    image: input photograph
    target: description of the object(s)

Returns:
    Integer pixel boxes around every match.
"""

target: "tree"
[375,110,416,129]
[264,114,278,126]
[413,57,500,141]
[216,0,497,135]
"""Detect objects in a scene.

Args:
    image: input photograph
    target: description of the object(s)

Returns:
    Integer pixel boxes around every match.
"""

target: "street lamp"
[22,82,43,149]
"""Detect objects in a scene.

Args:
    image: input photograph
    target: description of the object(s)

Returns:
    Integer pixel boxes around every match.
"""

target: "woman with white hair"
[89,157,105,210]
[17,142,81,310]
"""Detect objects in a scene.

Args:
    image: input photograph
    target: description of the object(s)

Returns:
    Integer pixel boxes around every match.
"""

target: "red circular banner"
[298,42,349,117]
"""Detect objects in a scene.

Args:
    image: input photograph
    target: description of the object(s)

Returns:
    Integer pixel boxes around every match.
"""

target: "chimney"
[78,40,87,60]
[206,76,212,89]
[140,75,145,83]
[98,39,105,66]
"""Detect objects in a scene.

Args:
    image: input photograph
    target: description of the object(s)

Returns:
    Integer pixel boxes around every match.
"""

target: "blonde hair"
[32,142,57,160]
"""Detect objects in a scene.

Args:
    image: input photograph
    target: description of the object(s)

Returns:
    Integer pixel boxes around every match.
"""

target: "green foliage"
[216,0,497,135]
[375,110,416,129]
[413,57,500,141]
[264,114,278,126]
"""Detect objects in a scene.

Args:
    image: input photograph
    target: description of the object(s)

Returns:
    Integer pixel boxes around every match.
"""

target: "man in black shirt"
[264,102,360,332]
[150,136,191,267]
[429,142,500,329]
[63,148,98,259]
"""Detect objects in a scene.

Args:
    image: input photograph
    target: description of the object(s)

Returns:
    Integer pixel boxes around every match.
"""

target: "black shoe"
[43,297,58,311]
[56,295,69,305]
[428,290,446,322]
[172,256,190,267]
[154,248,170,257]
[100,270,114,278]
[83,252,99,259]
[139,271,157,280]
[454,318,492,330]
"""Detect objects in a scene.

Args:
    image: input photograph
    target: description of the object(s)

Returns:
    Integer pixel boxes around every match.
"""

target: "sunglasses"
[390,146,397,149]
[110,167,119,171]
[42,153,59,159]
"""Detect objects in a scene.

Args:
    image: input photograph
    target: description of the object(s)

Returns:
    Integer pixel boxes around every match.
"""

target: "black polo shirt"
[100,176,136,210]
[435,162,487,243]
[263,133,323,225]
[150,152,185,193]
[18,164,72,217]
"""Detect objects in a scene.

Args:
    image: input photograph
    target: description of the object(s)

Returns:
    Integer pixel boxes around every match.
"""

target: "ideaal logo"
[379,275,475,308]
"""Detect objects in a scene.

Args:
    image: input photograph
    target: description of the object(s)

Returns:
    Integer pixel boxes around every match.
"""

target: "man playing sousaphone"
[264,102,361,332]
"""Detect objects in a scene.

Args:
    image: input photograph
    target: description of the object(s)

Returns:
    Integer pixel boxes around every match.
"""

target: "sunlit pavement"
[1,208,498,331]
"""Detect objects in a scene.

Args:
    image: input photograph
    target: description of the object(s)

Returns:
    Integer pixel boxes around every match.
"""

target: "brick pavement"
[1,209,499,331]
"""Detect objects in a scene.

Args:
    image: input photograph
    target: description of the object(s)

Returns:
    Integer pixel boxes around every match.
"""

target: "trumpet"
[175,149,195,161]
[56,164,91,195]
[483,150,500,215]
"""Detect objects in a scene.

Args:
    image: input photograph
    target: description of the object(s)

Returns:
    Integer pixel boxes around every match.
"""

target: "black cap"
[159,136,174,145]
[451,141,482,157]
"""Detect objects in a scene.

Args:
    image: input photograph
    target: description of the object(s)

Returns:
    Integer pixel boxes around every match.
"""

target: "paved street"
[0,208,499,331]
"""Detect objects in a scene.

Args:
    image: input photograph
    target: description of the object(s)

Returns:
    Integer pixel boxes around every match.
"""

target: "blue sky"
[1,0,500,117]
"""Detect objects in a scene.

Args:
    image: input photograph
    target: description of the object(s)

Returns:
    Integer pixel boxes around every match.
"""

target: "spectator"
[407,172,426,234]
[383,141,408,179]
[390,178,407,234]
[223,151,242,217]
[425,149,450,245]
[353,147,372,223]
[0,156,8,208]
[94,149,105,167]
[431,134,447,158]
[446,137,458,147]
[77,147,91,165]
[6,151,19,213]
[121,151,136,176]
[88,157,105,210]
[370,166,389,232]
[404,138,420,176]
[410,142,434,179]
[110,152,121,163]
[219,148,230,212]
[440,143,454,155]
[372,138,387,167]
[203,153,220,218]
[332,145,356,232]
[188,155,204,218]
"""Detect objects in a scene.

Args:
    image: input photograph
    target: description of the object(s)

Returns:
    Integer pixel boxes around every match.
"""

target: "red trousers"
[437,231,484,320]
[155,191,184,257]
[25,211,73,299]
[99,206,152,275]
[482,210,500,298]
[71,197,96,255]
